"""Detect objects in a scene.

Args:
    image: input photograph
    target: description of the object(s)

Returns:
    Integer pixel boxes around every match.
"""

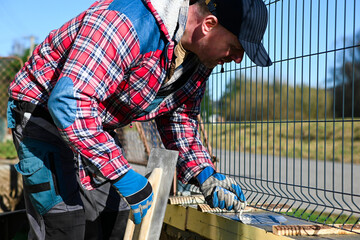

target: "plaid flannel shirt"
[9,0,214,190]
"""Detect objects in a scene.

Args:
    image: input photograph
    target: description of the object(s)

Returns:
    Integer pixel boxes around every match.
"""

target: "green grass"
[0,140,17,159]
[284,208,359,225]
[204,118,360,164]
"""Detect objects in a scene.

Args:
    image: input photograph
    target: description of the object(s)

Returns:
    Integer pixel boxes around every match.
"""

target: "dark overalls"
[7,99,129,240]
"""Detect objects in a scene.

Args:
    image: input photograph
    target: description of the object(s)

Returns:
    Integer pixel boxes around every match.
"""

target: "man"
[7,0,272,239]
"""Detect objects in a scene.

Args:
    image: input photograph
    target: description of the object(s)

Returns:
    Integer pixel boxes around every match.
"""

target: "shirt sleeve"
[47,10,140,186]
[155,80,215,184]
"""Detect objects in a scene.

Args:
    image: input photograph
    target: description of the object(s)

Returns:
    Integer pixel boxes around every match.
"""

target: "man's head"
[182,0,272,68]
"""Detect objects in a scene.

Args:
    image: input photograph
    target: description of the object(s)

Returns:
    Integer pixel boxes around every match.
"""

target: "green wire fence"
[201,0,360,233]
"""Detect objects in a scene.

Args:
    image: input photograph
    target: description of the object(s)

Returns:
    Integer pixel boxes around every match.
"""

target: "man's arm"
[46,9,155,224]
[156,74,246,212]
[47,9,140,185]
[155,81,214,183]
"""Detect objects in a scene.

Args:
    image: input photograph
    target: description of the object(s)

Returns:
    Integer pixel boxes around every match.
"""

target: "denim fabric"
[7,98,16,128]
[15,138,64,215]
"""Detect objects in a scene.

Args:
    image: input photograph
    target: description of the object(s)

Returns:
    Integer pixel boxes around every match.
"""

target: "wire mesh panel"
[0,57,22,159]
[0,57,23,212]
[200,0,360,233]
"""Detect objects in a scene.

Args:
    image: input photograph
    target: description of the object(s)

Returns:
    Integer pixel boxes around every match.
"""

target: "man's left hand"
[197,167,247,211]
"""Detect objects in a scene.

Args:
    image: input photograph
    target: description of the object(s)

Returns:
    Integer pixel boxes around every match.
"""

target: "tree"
[220,75,333,122]
[200,86,215,122]
[0,57,23,118]
[329,32,360,118]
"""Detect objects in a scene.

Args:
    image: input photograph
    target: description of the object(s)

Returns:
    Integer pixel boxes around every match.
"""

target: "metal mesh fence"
[0,57,22,157]
[198,0,360,233]
[130,0,360,233]
[0,57,23,213]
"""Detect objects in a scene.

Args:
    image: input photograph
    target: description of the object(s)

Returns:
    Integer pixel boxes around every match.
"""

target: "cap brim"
[240,39,272,67]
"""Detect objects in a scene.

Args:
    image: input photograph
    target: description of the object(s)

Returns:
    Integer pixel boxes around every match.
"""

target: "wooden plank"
[123,168,163,240]
[197,203,254,213]
[168,195,205,205]
[169,195,291,213]
[273,224,360,236]
[197,203,290,214]
[124,148,179,240]
[163,204,187,231]
[137,168,162,239]
[0,162,23,212]
[186,207,292,240]
[252,203,292,213]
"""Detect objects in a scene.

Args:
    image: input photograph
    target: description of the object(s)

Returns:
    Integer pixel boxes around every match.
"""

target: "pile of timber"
[168,195,360,237]
[0,159,23,212]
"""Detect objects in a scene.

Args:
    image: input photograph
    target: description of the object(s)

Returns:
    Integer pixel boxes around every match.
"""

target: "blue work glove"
[197,167,247,211]
[113,169,153,224]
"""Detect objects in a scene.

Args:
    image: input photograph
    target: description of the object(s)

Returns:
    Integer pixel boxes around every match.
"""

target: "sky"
[0,0,92,56]
[2,0,359,56]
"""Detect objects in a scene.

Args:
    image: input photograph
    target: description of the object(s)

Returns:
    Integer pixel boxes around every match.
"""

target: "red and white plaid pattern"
[9,0,214,190]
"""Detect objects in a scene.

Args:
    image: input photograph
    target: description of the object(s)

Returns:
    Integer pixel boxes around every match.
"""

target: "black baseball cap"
[205,0,272,67]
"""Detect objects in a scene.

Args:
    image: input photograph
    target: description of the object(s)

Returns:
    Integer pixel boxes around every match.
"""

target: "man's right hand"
[113,169,153,224]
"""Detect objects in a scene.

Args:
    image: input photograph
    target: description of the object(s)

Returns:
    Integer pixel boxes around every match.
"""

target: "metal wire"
[201,0,360,233]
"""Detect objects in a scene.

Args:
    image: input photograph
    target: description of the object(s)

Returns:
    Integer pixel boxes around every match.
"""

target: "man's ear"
[202,15,218,35]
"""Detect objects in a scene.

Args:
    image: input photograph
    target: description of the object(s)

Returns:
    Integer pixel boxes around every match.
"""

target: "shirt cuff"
[196,166,215,185]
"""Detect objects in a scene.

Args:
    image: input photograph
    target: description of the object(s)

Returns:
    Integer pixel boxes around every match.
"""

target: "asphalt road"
[123,129,360,217]
[214,149,360,216]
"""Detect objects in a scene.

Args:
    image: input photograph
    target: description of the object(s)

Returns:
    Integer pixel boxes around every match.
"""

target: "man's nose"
[231,54,243,63]
[225,51,244,63]
[232,56,243,63]
[229,50,244,64]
